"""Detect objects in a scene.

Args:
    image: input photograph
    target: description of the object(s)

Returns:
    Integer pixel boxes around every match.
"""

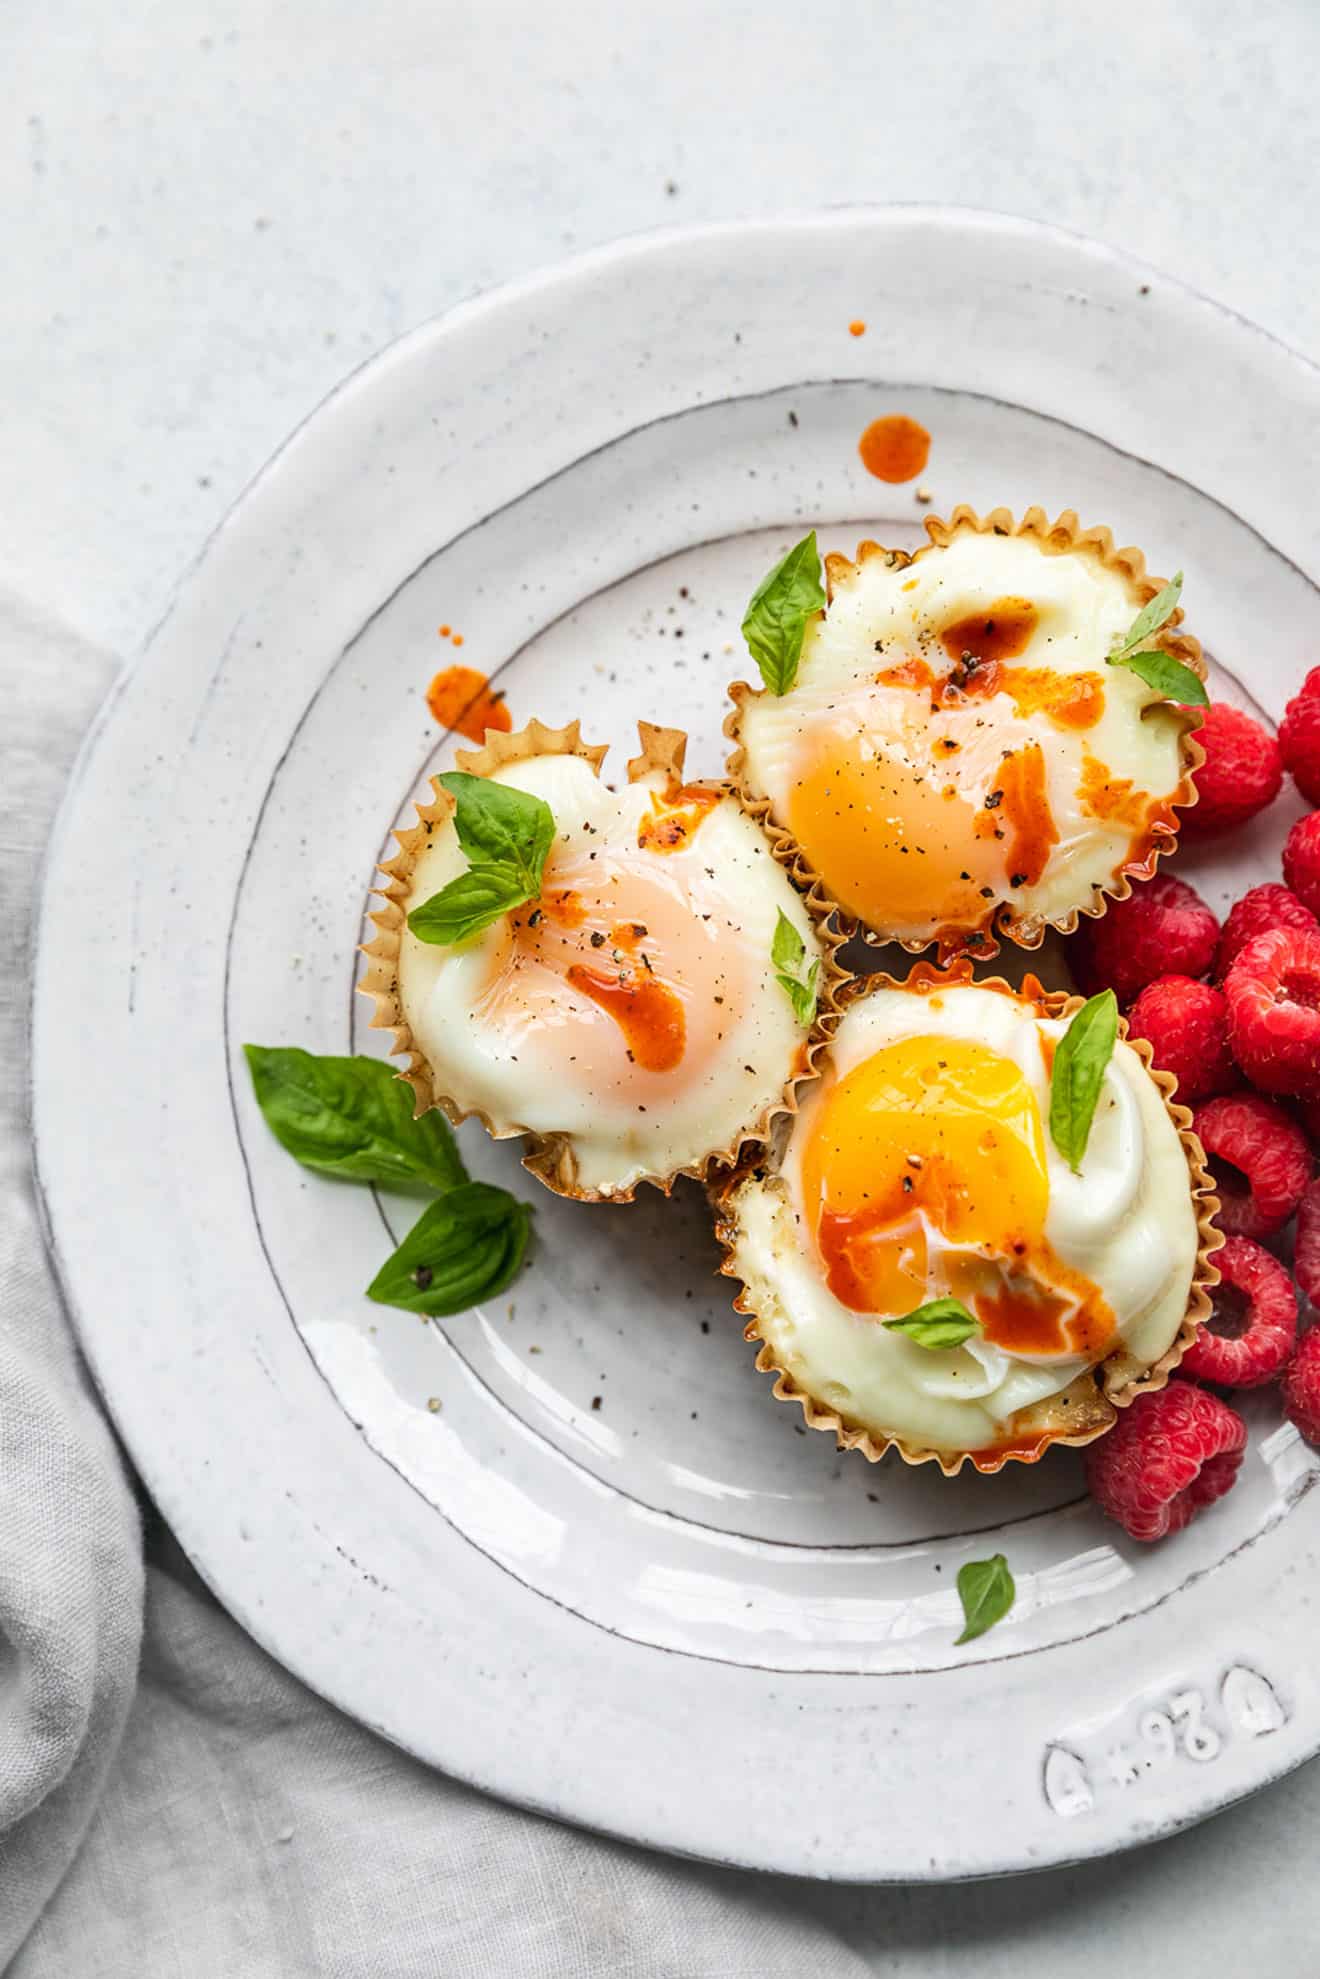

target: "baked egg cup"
[726,505,1207,961]
[713,961,1222,1474]
[359,718,851,1202]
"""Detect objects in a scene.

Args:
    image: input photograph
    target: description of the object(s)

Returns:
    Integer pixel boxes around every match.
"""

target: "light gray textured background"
[6,0,1320,1969]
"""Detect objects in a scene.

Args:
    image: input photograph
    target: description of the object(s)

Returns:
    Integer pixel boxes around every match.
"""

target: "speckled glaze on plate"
[32,210,1320,1880]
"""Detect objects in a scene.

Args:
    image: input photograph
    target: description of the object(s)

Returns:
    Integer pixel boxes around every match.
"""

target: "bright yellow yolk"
[787,735,994,934]
[800,1034,1115,1359]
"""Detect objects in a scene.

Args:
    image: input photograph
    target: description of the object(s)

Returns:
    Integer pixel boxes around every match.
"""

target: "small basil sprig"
[408,772,556,946]
[956,1554,1016,1644]
[244,1045,532,1317]
[1048,989,1119,1173]
[741,531,826,695]
[771,908,819,1026]
[883,1298,980,1350]
[1106,572,1208,707]
[243,1047,467,1193]
[366,1182,531,1315]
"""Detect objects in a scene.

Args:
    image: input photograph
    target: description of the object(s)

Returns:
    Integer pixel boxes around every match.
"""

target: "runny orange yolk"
[787,737,995,932]
[800,1035,1115,1359]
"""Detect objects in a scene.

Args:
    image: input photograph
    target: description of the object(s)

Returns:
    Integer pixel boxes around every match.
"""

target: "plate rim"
[32,204,1320,1880]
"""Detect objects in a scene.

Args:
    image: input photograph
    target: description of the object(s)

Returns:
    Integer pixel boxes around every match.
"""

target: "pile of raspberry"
[1072,668,1320,1541]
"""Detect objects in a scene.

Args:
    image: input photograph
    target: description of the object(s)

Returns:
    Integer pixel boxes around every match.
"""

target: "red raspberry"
[1283,812,1320,919]
[1180,1236,1297,1388]
[1282,1327,1320,1445]
[1182,702,1282,836]
[1070,874,1219,1007]
[1085,1381,1247,1541]
[1294,1178,1320,1307]
[1279,689,1320,807]
[1215,883,1318,981]
[1224,926,1320,1100]
[1192,1091,1313,1237]
[1124,976,1236,1105]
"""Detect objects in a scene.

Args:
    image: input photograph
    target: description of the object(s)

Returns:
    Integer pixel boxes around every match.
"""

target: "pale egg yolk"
[800,1035,1115,1359]
[787,736,996,933]
[469,839,743,1099]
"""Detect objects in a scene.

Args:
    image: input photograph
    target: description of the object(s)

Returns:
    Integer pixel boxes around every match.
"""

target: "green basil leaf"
[771,906,806,974]
[883,1298,980,1350]
[243,1046,466,1194]
[1107,647,1209,708]
[408,863,528,946]
[366,1181,532,1316]
[774,961,819,1028]
[1049,988,1120,1173]
[770,907,819,1026]
[740,531,826,695]
[1111,572,1183,659]
[437,771,555,894]
[955,1553,1016,1644]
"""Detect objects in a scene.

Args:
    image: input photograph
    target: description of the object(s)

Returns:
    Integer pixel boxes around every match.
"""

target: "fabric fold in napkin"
[0,597,142,1963]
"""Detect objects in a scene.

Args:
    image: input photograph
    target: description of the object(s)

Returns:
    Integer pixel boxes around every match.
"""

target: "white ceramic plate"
[34,209,1320,1880]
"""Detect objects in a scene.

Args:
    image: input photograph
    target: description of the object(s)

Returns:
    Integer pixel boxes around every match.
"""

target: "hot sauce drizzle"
[1001,668,1104,730]
[968,1431,1054,1468]
[426,665,512,743]
[875,604,1103,734]
[1079,748,1179,841]
[637,782,721,854]
[565,963,686,1072]
[939,598,1038,670]
[996,743,1059,890]
[973,1279,1113,1360]
[857,414,931,484]
[539,888,586,929]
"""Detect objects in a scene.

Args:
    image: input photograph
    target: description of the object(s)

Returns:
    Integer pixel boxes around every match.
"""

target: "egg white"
[396,752,823,1197]
[734,528,1194,946]
[722,981,1199,1454]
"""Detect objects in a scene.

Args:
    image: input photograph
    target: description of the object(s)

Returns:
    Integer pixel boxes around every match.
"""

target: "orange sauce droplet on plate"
[425,665,512,743]
[858,414,931,483]
[565,962,686,1072]
[637,782,721,854]
[849,319,867,337]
